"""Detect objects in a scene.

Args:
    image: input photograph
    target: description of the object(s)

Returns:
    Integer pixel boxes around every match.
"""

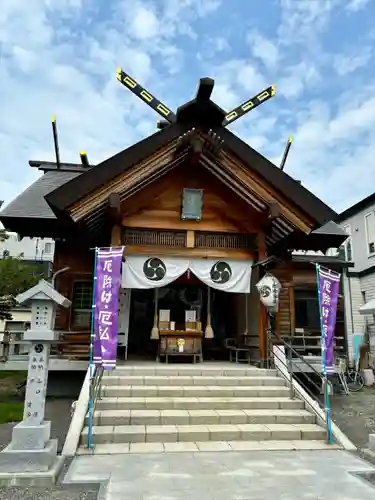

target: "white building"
[336,193,375,361]
[0,232,55,261]
[0,230,55,356]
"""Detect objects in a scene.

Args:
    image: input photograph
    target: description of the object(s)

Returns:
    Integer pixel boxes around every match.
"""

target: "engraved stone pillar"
[0,279,71,475]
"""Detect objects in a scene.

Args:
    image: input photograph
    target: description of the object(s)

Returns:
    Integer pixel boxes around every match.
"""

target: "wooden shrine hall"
[0,70,350,366]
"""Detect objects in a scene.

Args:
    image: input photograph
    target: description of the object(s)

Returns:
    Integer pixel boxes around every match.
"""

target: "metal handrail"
[87,363,104,450]
[267,331,333,444]
[271,334,331,380]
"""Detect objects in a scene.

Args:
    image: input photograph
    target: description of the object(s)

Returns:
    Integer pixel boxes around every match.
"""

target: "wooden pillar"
[111,225,122,246]
[256,232,268,363]
[106,193,122,247]
[289,283,295,336]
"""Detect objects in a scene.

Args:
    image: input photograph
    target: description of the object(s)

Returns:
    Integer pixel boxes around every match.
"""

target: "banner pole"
[87,247,98,450]
[316,264,333,444]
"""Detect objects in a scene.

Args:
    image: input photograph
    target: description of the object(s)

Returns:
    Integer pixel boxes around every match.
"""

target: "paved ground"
[332,387,375,449]
[0,399,100,499]
[0,398,73,452]
[0,487,98,500]
[65,450,375,500]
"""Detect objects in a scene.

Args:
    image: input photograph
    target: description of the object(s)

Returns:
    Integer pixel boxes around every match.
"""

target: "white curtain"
[122,255,252,293]
[189,259,251,293]
[122,255,189,289]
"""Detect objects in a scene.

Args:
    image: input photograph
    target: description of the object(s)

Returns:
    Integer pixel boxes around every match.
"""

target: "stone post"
[0,279,71,476]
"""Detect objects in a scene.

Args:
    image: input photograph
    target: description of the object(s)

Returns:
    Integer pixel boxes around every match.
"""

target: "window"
[2,249,10,258]
[71,281,93,329]
[338,225,352,261]
[365,212,375,255]
[294,289,321,330]
[44,242,53,254]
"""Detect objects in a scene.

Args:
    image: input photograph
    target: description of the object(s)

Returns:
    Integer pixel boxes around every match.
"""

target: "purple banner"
[93,247,124,370]
[317,265,340,375]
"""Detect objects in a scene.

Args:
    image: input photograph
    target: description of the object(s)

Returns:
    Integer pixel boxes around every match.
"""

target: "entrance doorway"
[124,273,239,361]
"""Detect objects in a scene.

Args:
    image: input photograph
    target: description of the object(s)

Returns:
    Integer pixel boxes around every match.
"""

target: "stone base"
[0,455,65,487]
[23,330,58,342]
[0,439,58,473]
[11,421,51,450]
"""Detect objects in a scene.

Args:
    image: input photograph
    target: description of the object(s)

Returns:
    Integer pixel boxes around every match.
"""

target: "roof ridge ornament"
[116,67,276,129]
[116,68,177,124]
[221,84,276,127]
[280,136,293,171]
[50,115,91,169]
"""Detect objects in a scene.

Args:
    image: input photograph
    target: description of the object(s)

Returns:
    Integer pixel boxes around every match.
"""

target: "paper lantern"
[255,273,281,312]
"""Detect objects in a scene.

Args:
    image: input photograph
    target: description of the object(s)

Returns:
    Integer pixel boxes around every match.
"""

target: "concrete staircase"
[78,364,339,455]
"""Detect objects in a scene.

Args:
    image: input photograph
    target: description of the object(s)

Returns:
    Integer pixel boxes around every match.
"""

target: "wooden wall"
[273,265,347,356]
[273,267,294,337]
[121,164,262,235]
[53,240,94,331]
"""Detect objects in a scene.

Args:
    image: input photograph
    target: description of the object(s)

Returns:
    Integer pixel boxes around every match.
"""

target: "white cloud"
[333,47,372,75]
[279,92,375,211]
[211,83,239,110]
[278,0,336,47]
[0,0,375,219]
[346,0,371,11]
[279,62,321,99]
[247,30,279,68]
[128,7,160,40]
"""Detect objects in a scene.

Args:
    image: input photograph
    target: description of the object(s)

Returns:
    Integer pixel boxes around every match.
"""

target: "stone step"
[101,385,291,398]
[80,423,326,445]
[102,375,286,387]
[77,440,341,455]
[87,408,316,426]
[107,366,277,377]
[96,396,305,411]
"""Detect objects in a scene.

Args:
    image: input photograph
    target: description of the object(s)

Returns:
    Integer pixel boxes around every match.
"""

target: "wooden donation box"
[157,310,203,363]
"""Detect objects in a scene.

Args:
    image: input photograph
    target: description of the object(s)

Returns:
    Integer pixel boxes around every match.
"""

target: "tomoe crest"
[210,261,232,285]
[255,273,281,311]
[259,285,271,298]
[143,258,166,281]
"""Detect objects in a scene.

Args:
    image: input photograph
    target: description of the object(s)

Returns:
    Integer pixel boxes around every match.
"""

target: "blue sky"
[1,0,375,213]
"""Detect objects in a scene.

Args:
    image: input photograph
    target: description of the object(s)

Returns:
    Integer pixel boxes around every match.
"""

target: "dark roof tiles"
[0,171,81,220]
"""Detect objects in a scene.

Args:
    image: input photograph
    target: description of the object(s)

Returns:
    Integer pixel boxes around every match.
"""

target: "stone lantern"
[0,279,71,480]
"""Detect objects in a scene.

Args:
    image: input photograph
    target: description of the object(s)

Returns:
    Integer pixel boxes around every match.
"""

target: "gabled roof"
[46,124,187,211]
[311,220,347,237]
[45,100,336,228]
[336,191,375,222]
[270,220,347,254]
[0,170,83,236]
[1,170,81,220]
[213,127,336,225]
[2,89,337,242]
[16,278,71,307]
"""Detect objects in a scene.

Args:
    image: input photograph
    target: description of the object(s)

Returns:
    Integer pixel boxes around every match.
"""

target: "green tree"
[0,257,41,320]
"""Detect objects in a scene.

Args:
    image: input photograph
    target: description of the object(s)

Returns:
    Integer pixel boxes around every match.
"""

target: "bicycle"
[333,357,364,394]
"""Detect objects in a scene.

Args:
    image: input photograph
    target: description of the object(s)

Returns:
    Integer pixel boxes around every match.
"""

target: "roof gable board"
[3,95,336,232]
[45,123,187,212]
[215,127,336,225]
[45,121,336,228]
